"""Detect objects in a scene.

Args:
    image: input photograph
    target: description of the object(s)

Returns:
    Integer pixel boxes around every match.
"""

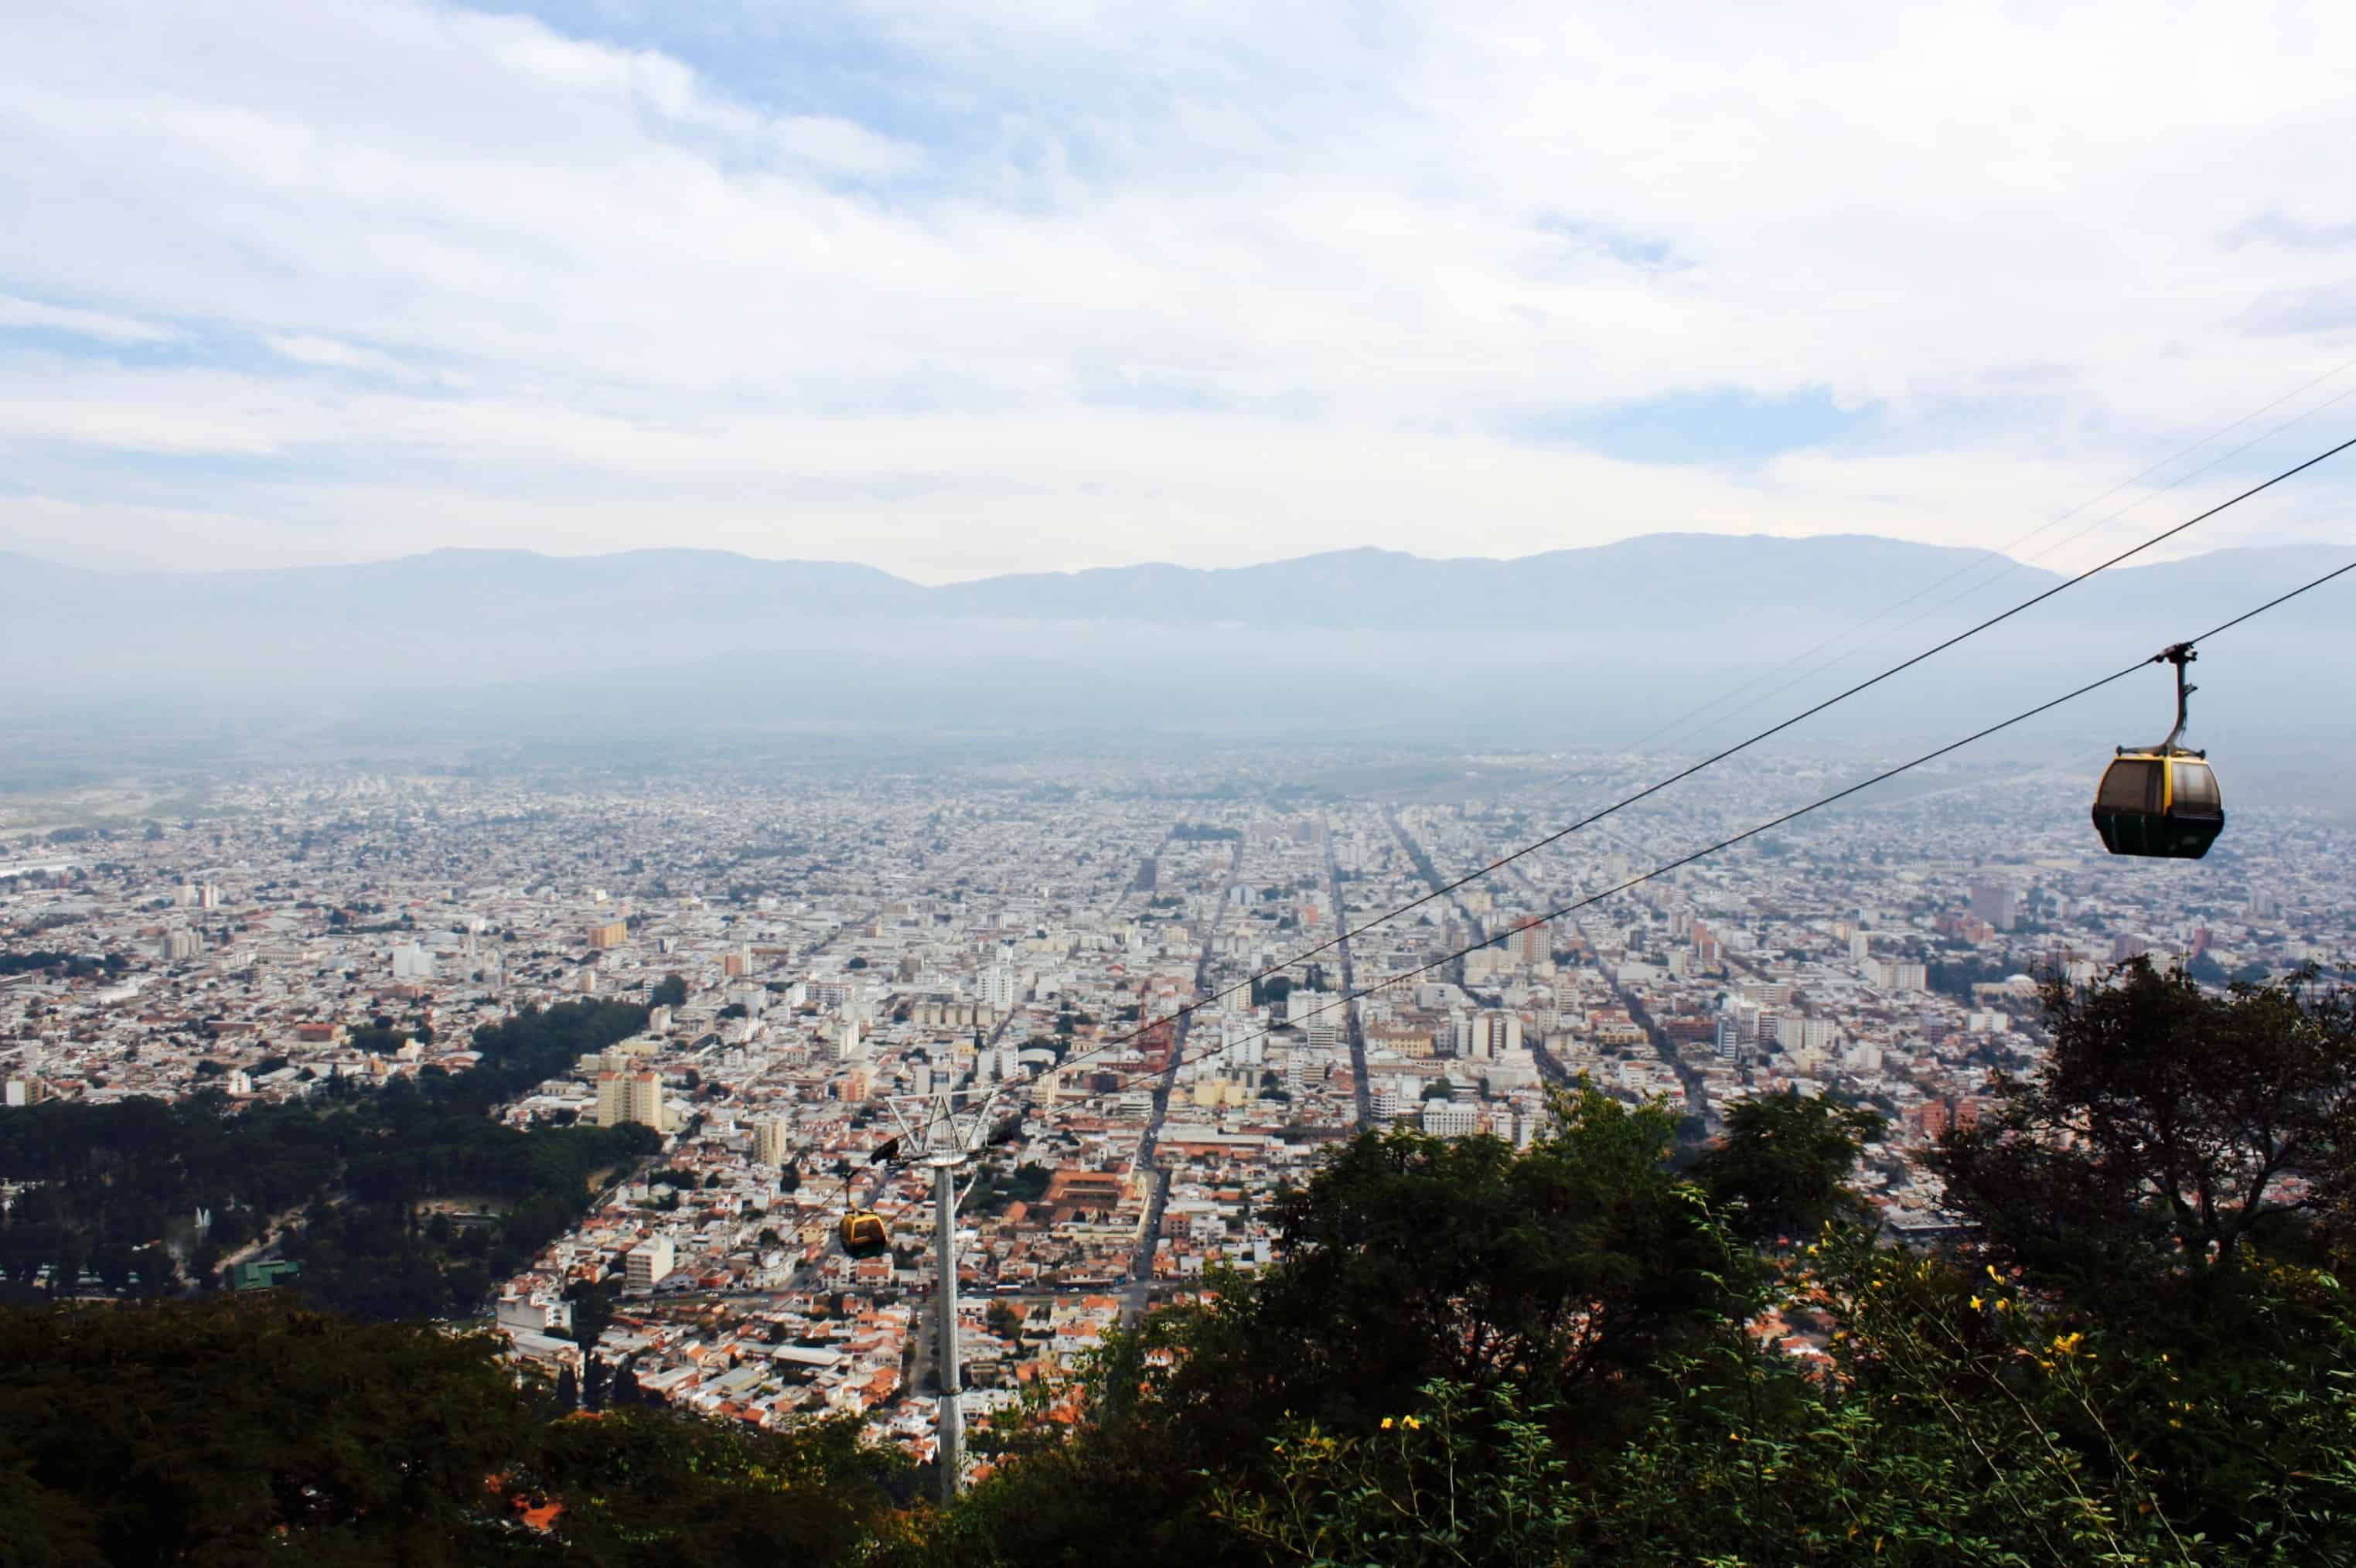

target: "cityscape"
[9,0,2356,1558]
[6,747,2344,1472]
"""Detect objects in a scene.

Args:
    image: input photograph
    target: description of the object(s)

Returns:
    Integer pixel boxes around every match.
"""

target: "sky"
[3,0,2356,584]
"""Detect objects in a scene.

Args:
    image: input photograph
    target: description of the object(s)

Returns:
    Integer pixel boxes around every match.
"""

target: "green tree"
[0,1298,536,1564]
[1689,1089,1883,1245]
[1209,1228,2356,1568]
[567,1280,617,1353]
[521,1407,906,1566]
[1934,960,2356,1292]
[942,1088,1772,1565]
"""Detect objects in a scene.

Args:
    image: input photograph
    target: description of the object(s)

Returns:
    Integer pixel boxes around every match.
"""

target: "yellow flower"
[1995,1299,2011,1312]
[2051,1331,2083,1356]
[1381,1417,1395,1430]
[1403,1416,1423,1430]
[1986,1264,2000,1281]
[1969,1295,1984,1311]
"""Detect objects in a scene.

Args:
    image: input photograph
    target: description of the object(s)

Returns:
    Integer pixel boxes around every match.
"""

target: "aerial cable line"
[1637,360,2356,752]
[1023,553,2356,1115]
[1645,379,2356,752]
[1016,431,2356,1093]
[1630,360,2356,753]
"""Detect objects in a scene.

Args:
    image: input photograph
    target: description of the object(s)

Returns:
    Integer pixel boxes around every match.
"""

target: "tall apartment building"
[626,1235,675,1290]
[1864,958,1928,993]
[1969,880,2019,932]
[595,1069,667,1132]
[626,1071,665,1131]
[586,918,629,951]
[751,1117,789,1168]
[1461,1009,1522,1060]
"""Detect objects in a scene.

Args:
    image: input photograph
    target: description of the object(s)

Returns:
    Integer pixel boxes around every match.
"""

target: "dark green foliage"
[0,951,127,979]
[1233,1090,1737,1430]
[1690,1089,1884,1245]
[929,1088,1785,1566]
[1210,1232,2356,1566]
[520,1406,909,1566]
[650,973,689,1008]
[1925,953,2013,1000]
[0,1297,537,1565]
[1935,960,2356,1290]
[963,1162,1052,1219]
[0,1297,905,1566]
[564,1278,617,1350]
[0,1000,656,1317]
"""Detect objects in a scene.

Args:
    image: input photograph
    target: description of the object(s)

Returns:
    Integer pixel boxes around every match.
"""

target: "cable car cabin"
[2092,640,2225,860]
[839,1210,891,1259]
[2092,752,2223,859]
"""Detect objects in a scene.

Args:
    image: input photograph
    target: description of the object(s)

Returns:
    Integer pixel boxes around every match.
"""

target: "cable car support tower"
[883,1083,994,1502]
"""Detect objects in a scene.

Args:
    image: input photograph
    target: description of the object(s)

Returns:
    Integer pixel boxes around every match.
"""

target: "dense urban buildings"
[2,748,2348,1465]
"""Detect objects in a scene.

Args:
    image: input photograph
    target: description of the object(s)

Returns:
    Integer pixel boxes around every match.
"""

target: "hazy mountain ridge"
[4,536,2351,761]
[0,531,2276,626]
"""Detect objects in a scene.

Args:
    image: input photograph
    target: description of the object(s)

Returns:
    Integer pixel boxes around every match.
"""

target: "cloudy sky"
[4,0,2354,582]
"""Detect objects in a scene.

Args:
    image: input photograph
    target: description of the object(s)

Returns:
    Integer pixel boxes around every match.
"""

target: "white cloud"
[0,294,176,345]
[0,0,2353,577]
[264,332,435,380]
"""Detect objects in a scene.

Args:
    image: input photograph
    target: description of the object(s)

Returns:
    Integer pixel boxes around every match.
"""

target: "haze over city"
[6,3,2356,1565]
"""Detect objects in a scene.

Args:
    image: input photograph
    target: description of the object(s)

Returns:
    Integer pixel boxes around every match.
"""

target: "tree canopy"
[0,1297,905,1566]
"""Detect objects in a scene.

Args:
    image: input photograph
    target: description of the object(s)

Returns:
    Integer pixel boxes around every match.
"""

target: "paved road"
[1384,807,1491,989]
[1119,833,1245,1325]
[1494,841,1710,1123]
[1321,814,1374,1125]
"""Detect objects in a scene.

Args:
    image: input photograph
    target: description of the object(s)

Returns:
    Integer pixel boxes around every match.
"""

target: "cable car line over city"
[1014,552,2356,1121]
[864,507,2356,1502]
[977,431,2356,1099]
[882,551,2355,1495]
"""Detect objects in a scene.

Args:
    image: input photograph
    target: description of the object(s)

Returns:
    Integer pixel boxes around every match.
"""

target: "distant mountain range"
[4,534,2352,756]
[7,530,2349,634]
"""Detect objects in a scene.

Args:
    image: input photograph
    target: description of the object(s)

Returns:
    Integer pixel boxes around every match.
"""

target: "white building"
[626,1234,676,1290]
[1420,1099,1480,1137]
